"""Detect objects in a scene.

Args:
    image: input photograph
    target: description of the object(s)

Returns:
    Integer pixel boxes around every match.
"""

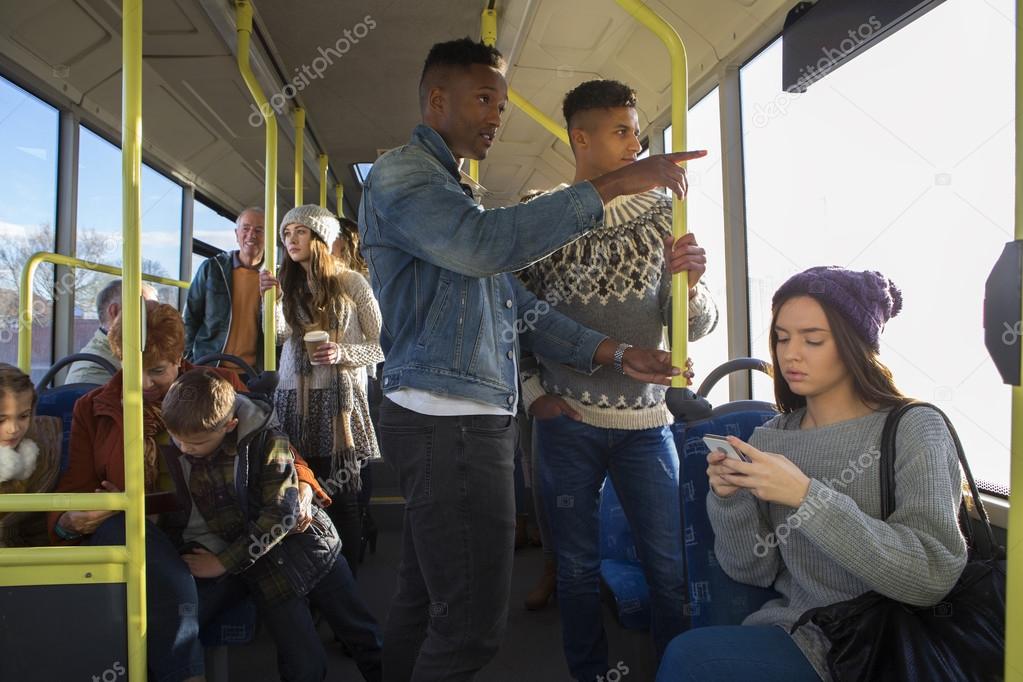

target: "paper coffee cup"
[304,330,330,364]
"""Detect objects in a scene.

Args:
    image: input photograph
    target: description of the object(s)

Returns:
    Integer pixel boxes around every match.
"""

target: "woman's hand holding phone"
[706,436,811,508]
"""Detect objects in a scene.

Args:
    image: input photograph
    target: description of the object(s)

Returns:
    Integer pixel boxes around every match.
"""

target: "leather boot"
[524,557,557,610]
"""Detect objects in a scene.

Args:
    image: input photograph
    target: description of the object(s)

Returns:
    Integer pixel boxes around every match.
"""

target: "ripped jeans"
[536,417,687,682]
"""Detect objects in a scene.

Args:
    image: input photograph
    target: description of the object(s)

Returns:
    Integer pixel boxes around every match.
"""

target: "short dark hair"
[419,37,505,107]
[562,80,637,130]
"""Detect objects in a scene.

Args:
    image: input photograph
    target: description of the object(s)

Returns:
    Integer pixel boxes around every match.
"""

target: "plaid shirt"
[182,428,302,604]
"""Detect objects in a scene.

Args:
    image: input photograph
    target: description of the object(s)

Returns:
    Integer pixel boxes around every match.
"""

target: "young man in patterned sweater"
[518,80,718,682]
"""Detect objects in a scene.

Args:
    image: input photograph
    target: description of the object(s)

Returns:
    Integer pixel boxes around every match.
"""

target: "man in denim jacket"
[359,38,704,681]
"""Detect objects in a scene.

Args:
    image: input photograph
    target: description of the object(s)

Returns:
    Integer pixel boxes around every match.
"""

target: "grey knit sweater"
[707,408,968,680]
[518,189,718,430]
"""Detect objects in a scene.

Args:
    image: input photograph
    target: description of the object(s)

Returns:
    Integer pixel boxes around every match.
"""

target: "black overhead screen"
[782,0,948,93]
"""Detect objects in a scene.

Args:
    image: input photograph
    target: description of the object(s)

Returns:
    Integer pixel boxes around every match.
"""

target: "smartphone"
[702,434,751,463]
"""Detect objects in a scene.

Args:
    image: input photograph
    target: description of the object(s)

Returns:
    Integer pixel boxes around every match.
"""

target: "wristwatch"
[613,343,633,375]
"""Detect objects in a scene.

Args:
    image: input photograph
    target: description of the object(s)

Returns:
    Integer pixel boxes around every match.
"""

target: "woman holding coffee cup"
[259,204,384,575]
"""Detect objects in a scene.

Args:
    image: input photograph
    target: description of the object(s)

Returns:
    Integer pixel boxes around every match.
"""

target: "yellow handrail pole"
[237,0,277,371]
[1006,0,1023,677]
[507,89,570,146]
[0,546,130,566]
[16,253,188,374]
[614,0,689,387]
[319,154,328,208]
[336,184,345,218]
[468,6,499,183]
[121,0,147,678]
[0,492,128,512]
[294,107,305,206]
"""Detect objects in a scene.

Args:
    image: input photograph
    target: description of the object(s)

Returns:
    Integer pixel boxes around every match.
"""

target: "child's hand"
[182,548,227,578]
[294,482,314,533]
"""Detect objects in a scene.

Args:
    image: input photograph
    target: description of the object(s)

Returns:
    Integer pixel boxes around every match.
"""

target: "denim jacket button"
[507,395,515,405]
[506,350,514,360]
[505,299,513,308]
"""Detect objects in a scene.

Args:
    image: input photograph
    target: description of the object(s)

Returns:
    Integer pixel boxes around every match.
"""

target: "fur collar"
[0,438,39,483]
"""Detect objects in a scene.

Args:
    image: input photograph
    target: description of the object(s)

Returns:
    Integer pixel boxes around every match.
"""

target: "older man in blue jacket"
[359,38,704,682]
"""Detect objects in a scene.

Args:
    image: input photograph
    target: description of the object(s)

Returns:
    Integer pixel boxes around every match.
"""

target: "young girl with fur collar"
[0,363,61,546]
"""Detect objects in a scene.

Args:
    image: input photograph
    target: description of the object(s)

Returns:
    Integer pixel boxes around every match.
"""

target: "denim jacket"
[358,124,609,410]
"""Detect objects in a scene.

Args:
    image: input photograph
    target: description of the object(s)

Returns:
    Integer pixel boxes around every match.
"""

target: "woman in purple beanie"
[656,266,968,681]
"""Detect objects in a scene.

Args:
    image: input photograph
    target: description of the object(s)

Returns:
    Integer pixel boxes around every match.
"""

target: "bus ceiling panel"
[249,0,483,186]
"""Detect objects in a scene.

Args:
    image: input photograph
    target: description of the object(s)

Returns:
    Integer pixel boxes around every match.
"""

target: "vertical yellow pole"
[237,0,277,371]
[294,107,305,206]
[469,7,498,184]
[319,154,328,208]
[614,0,689,387]
[235,1,276,374]
[336,184,344,218]
[1006,1,1023,677]
[121,0,147,678]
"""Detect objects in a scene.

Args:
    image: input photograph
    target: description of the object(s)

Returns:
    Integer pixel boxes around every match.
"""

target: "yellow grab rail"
[0,546,130,567]
[237,0,278,371]
[17,252,189,374]
[120,0,148,676]
[319,154,329,208]
[294,107,305,205]
[469,7,500,183]
[336,184,345,218]
[1006,0,1023,677]
[0,492,128,513]
[507,89,570,146]
[614,0,690,387]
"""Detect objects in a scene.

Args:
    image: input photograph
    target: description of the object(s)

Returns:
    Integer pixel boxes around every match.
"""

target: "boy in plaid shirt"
[162,368,382,682]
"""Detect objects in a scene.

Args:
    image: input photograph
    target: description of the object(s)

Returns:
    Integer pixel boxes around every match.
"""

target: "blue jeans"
[655,626,820,681]
[88,515,203,682]
[536,417,687,682]
[260,554,383,682]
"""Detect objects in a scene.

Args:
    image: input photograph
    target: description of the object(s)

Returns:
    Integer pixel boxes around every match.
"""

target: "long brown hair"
[333,218,367,274]
[279,232,353,331]
[769,295,905,413]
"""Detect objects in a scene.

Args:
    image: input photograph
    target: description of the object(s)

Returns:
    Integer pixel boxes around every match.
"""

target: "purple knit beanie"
[772,266,903,351]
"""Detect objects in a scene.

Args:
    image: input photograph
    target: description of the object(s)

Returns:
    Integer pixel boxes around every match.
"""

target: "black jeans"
[308,458,363,578]
[378,397,517,682]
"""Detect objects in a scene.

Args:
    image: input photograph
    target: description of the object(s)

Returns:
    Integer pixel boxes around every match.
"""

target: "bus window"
[0,75,58,382]
[192,199,237,278]
[741,0,1014,486]
[76,126,183,325]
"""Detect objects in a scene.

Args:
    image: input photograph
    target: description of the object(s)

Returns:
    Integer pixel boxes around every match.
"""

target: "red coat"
[48,361,330,543]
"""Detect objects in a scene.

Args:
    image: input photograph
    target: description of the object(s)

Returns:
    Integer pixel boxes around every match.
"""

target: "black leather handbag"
[791,402,1006,682]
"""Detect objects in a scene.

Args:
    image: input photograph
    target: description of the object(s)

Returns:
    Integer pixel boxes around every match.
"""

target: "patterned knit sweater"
[518,188,718,430]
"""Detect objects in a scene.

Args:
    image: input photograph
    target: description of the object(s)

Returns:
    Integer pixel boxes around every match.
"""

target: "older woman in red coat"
[49,300,328,682]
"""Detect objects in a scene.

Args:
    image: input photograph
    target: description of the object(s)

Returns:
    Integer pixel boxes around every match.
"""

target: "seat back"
[35,383,101,473]
[674,402,781,627]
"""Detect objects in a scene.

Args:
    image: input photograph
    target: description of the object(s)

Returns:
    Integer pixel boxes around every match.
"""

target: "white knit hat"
[279,204,340,247]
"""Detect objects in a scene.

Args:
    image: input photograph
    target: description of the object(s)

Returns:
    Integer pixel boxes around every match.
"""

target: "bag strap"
[879,401,998,559]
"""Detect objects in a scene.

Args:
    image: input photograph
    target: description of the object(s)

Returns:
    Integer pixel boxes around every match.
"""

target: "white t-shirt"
[387,388,514,417]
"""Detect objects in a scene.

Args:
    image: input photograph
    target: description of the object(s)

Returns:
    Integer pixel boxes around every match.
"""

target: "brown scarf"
[291,285,360,491]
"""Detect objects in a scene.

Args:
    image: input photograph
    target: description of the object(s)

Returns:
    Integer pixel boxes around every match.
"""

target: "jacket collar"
[411,124,461,180]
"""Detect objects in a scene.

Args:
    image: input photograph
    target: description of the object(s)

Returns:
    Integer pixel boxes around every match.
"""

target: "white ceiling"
[0,0,797,217]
